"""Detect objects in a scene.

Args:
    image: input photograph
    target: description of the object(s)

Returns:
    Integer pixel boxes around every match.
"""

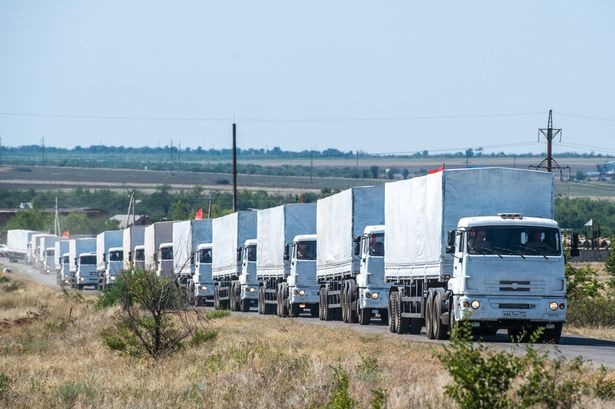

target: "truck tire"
[232,282,241,312]
[394,291,410,334]
[388,292,397,333]
[348,280,358,323]
[229,282,236,311]
[425,289,435,339]
[542,323,562,344]
[341,281,348,323]
[289,302,300,318]
[258,286,265,315]
[433,290,448,340]
[240,297,250,312]
[214,285,221,310]
[358,304,371,325]
[322,287,331,321]
[276,285,283,317]
[310,304,319,318]
[319,289,326,320]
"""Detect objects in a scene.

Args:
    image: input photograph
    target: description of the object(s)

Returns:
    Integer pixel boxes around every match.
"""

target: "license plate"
[502,311,527,318]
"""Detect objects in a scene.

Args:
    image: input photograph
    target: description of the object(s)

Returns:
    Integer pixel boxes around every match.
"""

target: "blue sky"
[1,1,614,154]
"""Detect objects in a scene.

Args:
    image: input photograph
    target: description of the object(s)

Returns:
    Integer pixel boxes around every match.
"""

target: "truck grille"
[499,303,536,310]
[499,280,530,292]
[483,280,546,293]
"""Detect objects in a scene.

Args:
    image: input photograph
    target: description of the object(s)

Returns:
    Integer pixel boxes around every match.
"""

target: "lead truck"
[317,185,386,323]
[255,203,317,316]
[212,211,258,311]
[384,167,566,342]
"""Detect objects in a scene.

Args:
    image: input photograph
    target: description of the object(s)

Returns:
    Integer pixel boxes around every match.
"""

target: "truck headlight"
[79,277,84,282]
[371,292,379,300]
[549,302,558,311]
[110,276,116,281]
[298,289,305,296]
[249,287,256,293]
[471,300,480,309]
[201,286,208,291]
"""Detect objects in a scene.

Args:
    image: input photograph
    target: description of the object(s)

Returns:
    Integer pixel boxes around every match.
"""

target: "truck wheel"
[379,309,388,325]
[214,285,220,310]
[233,282,241,312]
[358,305,371,325]
[258,286,265,315]
[433,290,448,340]
[388,292,397,333]
[229,283,236,311]
[348,280,358,323]
[276,285,282,317]
[542,323,562,344]
[319,289,326,320]
[340,282,348,323]
[282,283,289,317]
[425,290,435,339]
[322,287,331,321]
[289,302,300,318]
[395,291,410,334]
[240,296,250,312]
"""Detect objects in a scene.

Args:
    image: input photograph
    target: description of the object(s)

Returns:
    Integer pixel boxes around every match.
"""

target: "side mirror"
[446,230,456,254]
[283,244,290,261]
[353,236,361,256]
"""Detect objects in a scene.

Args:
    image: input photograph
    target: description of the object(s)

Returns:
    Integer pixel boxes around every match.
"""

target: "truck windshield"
[135,249,145,261]
[80,255,97,265]
[160,247,173,260]
[295,241,317,260]
[109,250,123,262]
[46,249,54,256]
[199,248,212,263]
[368,233,384,256]
[466,226,561,257]
[245,245,257,262]
[63,255,69,264]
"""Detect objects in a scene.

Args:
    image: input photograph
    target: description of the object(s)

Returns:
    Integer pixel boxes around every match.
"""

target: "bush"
[99,268,208,359]
[565,263,603,302]
[188,329,218,347]
[56,382,95,404]
[205,310,231,320]
[0,373,11,398]
[324,367,355,409]
[566,293,615,327]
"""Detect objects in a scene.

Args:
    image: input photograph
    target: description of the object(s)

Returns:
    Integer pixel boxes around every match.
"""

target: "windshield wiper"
[523,247,548,260]
[487,247,506,259]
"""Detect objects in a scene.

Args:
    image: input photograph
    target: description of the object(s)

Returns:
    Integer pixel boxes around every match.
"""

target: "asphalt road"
[5,257,615,368]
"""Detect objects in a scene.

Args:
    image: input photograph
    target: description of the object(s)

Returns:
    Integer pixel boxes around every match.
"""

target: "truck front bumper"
[241,286,259,300]
[455,295,567,325]
[289,286,319,305]
[195,283,214,298]
[359,288,389,309]
[76,274,99,285]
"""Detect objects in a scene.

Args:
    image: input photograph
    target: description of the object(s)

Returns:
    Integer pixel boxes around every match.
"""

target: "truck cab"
[75,253,98,290]
[447,214,566,340]
[61,253,71,286]
[157,243,174,277]
[285,234,319,317]
[354,225,389,325]
[238,239,258,307]
[192,243,213,305]
[44,247,55,274]
[104,247,123,286]
[133,245,145,270]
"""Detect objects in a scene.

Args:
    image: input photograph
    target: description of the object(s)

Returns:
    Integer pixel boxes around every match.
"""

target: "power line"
[559,112,615,123]
[0,111,546,123]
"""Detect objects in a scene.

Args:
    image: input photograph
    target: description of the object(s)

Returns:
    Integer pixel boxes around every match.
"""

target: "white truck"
[143,221,174,275]
[40,235,60,273]
[6,229,39,262]
[133,245,146,269]
[212,211,258,311]
[69,238,97,289]
[96,230,124,289]
[172,219,213,297]
[317,185,385,323]
[53,240,71,285]
[193,243,214,306]
[384,167,566,343]
[123,225,145,270]
[256,203,317,316]
[278,234,319,318]
[31,233,56,267]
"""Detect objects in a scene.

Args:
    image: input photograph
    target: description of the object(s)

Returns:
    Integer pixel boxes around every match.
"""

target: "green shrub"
[95,279,126,309]
[205,310,231,319]
[324,367,355,409]
[370,388,387,409]
[0,373,11,397]
[566,293,615,327]
[56,382,95,404]
[188,329,218,347]
[566,263,603,302]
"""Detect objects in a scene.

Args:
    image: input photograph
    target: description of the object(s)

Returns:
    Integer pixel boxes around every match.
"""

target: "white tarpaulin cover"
[317,185,384,278]
[384,167,554,280]
[122,226,145,269]
[38,235,60,262]
[212,211,257,278]
[256,203,317,278]
[173,219,213,274]
[7,230,38,254]
[53,240,70,270]
[96,230,123,271]
[144,221,174,271]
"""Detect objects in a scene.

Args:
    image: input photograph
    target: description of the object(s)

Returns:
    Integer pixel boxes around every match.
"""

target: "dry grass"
[566,326,615,342]
[1,271,614,408]
[0,271,453,408]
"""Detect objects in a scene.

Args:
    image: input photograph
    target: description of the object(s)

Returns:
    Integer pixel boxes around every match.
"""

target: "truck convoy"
[143,221,174,276]
[96,230,123,289]
[212,211,257,311]
[69,238,97,289]
[172,219,213,297]
[316,186,386,323]
[123,225,145,270]
[7,167,567,343]
[384,168,566,342]
[256,203,317,316]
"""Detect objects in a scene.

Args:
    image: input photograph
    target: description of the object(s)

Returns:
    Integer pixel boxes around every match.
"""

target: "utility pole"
[54,197,61,236]
[355,150,359,170]
[41,135,45,166]
[0,135,3,167]
[530,109,569,179]
[310,149,314,184]
[232,123,238,212]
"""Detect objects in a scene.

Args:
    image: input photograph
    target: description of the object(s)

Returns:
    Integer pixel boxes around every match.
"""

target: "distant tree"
[402,168,410,179]
[170,200,191,221]
[4,209,52,231]
[605,241,615,288]
[370,166,379,179]
[575,170,586,181]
